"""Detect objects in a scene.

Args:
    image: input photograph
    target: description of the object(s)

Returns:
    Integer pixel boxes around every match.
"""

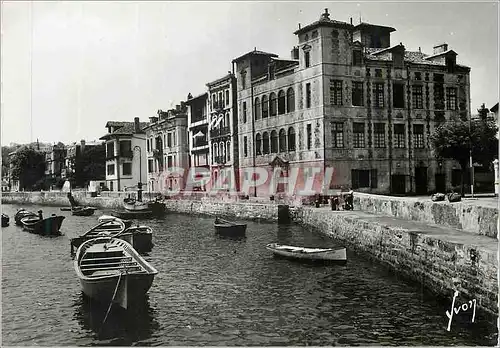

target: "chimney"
[418,47,421,53]
[80,139,85,152]
[433,43,448,55]
[291,46,299,60]
[298,23,301,30]
[350,17,353,25]
[134,117,140,132]
[181,101,186,110]
[176,105,180,111]
[187,93,193,100]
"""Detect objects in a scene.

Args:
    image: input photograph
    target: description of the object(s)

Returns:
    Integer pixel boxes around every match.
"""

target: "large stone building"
[233,9,471,196]
[144,105,190,193]
[207,73,239,191]
[100,118,148,192]
[44,143,67,179]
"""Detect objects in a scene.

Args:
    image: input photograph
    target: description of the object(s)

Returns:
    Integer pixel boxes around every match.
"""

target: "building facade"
[186,93,210,190]
[44,143,66,179]
[207,73,240,191]
[100,118,148,192]
[233,9,471,196]
[144,105,190,193]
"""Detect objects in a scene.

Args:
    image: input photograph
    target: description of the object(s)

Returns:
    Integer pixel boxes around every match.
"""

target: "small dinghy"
[111,209,154,220]
[20,211,65,236]
[70,218,128,254]
[266,243,347,264]
[214,217,247,236]
[98,214,132,227]
[14,209,38,226]
[123,198,150,212]
[2,213,9,227]
[71,206,97,216]
[74,237,158,309]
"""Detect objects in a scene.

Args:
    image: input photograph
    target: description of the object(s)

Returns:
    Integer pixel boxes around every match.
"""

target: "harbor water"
[1,204,497,346]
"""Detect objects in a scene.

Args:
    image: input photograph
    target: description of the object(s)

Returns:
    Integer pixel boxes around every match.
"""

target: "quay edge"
[1,191,498,317]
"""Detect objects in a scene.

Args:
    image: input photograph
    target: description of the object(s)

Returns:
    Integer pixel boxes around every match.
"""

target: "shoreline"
[2,191,498,317]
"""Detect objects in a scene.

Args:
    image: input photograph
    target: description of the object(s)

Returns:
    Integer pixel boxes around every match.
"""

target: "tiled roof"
[185,92,208,104]
[105,121,129,127]
[232,50,278,63]
[353,22,396,33]
[293,13,351,35]
[100,121,149,140]
[364,49,470,68]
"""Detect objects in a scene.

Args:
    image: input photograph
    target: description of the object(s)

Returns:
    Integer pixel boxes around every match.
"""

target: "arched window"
[271,130,278,153]
[269,92,277,116]
[263,132,270,154]
[225,112,230,129]
[254,97,261,120]
[213,143,218,163]
[286,88,295,113]
[279,129,287,152]
[255,133,262,155]
[278,90,286,114]
[262,95,269,118]
[288,127,296,151]
[219,142,225,162]
[226,141,231,162]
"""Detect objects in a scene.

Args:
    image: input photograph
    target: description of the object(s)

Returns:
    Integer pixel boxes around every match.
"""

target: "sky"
[1,1,499,146]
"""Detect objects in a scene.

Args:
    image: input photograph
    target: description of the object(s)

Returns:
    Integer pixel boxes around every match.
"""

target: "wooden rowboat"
[111,209,154,220]
[14,209,38,226]
[2,213,9,227]
[214,217,247,236]
[70,218,128,254]
[74,237,158,309]
[20,213,65,236]
[122,225,154,253]
[123,198,150,212]
[266,243,347,264]
[72,206,96,216]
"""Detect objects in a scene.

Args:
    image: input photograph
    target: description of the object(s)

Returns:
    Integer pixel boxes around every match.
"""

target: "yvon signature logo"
[445,290,477,331]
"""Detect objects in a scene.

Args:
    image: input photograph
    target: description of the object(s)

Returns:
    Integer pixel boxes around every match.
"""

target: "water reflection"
[73,292,159,344]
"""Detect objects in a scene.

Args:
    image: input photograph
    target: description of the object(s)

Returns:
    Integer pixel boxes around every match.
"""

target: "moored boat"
[122,225,154,253]
[14,209,38,226]
[70,218,128,254]
[72,206,96,216]
[20,211,65,236]
[265,243,347,264]
[123,197,150,212]
[2,213,9,227]
[74,237,158,309]
[214,217,247,236]
[111,209,154,220]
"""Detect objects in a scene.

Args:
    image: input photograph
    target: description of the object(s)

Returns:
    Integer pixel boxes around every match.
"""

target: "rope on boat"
[100,271,123,329]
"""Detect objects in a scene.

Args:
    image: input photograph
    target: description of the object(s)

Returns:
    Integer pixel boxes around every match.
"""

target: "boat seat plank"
[81,256,132,262]
[82,265,143,273]
[81,261,137,268]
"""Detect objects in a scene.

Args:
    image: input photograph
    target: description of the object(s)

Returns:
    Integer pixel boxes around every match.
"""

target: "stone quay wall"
[354,193,498,238]
[2,191,497,316]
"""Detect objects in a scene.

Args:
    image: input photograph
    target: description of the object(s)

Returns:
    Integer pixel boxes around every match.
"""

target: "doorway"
[415,167,428,195]
[435,173,446,193]
[391,175,406,194]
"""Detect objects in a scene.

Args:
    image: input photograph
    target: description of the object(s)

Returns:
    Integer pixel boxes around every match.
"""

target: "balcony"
[193,138,208,148]
[210,126,230,138]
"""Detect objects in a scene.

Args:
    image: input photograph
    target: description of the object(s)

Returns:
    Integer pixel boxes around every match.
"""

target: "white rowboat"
[266,243,347,264]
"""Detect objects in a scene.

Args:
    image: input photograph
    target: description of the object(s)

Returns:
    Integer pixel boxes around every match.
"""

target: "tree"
[73,144,106,187]
[431,117,498,196]
[10,147,46,190]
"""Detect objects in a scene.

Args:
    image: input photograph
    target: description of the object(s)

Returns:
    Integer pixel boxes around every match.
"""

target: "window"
[269,64,275,80]
[254,98,261,120]
[226,141,231,161]
[278,90,285,114]
[242,102,247,123]
[351,169,370,189]
[271,130,278,153]
[288,127,296,151]
[167,133,172,147]
[375,69,383,78]
[243,136,248,157]
[106,142,115,158]
[353,123,365,148]
[393,83,405,108]
[434,84,445,110]
[331,122,344,148]
[373,123,386,148]
[370,169,378,188]
[279,129,287,152]
[122,162,132,175]
[353,50,362,66]
[225,90,229,106]
[286,88,295,113]
[330,80,342,105]
[241,70,246,89]
[255,134,262,155]
[412,86,423,109]
[173,132,177,146]
[352,81,364,106]
[394,124,405,148]
[306,83,311,108]
[167,156,173,168]
[306,123,312,150]
[270,92,277,116]
[148,159,154,173]
[107,164,115,176]
[413,124,425,149]
[305,51,310,68]
[433,73,444,83]
[263,132,270,154]
[373,83,384,108]
[262,95,269,118]
[414,72,422,81]
[147,139,150,152]
[446,87,457,110]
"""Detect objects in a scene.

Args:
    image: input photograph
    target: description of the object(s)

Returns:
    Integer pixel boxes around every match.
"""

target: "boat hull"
[22,216,65,235]
[111,210,154,220]
[79,272,155,309]
[1,214,9,227]
[214,224,247,236]
[72,207,95,216]
[123,200,150,212]
[72,231,153,254]
[266,244,347,264]
[14,210,37,226]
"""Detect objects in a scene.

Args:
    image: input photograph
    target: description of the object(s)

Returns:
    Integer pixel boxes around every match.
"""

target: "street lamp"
[133,145,142,201]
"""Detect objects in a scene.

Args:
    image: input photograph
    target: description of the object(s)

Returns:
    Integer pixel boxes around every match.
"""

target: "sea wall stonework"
[354,193,498,238]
